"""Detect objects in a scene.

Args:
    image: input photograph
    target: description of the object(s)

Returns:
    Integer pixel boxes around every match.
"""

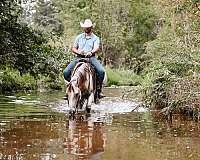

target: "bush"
[141,62,173,108]
[168,76,200,113]
[0,68,36,93]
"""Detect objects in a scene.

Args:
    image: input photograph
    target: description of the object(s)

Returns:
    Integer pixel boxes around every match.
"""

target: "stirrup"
[99,92,105,99]
[97,88,105,99]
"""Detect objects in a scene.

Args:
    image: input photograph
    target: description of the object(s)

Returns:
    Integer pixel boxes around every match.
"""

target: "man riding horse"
[64,19,105,98]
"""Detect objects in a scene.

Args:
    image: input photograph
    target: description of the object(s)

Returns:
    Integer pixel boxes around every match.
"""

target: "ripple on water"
[8,99,40,105]
[50,96,146,115]
[1,91,200,160]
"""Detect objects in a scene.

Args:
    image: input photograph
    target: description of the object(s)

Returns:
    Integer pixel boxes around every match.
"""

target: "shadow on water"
[1,88,200,160]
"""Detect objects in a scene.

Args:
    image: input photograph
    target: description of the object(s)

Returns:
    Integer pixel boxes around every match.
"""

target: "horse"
[66,58,97,115]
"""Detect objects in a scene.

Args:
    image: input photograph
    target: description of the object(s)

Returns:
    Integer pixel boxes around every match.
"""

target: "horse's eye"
[75,93,79,97]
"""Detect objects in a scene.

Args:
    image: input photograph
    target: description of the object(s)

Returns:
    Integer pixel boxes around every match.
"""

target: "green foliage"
[168,77,200,111]
[106,67,142,86]
[142,0,200,110]
[31,46,68,77]
[0,0,47,74]
[33,0,64,36]
[0,0,69,92]
[51,0,158,68]
[106,68,120,86]
[0,68,36,93]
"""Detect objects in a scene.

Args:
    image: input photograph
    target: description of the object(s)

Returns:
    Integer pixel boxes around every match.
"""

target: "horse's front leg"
[69,107,76,116]
[79,98,85,110]
[68,101,76,115]
[86,93,94,113]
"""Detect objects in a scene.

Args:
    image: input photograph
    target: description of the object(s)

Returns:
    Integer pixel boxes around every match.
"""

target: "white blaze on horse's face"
[67,83,81,111]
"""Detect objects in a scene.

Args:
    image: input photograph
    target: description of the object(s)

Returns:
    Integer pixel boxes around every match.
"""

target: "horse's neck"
[71,65,84,86]
[73,63,88,78]
[70,63,95,96]
[70,76,78,86]
[72,62,85,76]
[71,62,92,89]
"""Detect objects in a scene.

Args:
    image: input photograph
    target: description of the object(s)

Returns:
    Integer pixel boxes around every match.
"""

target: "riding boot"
[97,83,105,99]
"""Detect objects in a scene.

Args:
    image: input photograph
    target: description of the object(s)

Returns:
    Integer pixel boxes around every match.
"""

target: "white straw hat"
[80,19,94,28]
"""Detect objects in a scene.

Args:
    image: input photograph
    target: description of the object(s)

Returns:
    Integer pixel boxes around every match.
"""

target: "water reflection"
[63,114,105,159]
[0,115,66,160]
[101,112,200,160]
[1,90,200,160]
[0,113,106,160]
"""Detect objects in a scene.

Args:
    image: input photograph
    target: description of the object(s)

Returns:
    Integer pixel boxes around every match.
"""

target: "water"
[0,88,200,160]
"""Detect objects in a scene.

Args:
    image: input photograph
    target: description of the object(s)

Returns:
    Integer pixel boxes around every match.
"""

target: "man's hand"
[75,50,85,57]
[78,50,85,55]
[85,51,93,58]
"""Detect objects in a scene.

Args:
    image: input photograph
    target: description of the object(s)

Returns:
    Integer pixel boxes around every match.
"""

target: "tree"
[33,0,64,36]
[52,0,158,69]
[0,0,45,75]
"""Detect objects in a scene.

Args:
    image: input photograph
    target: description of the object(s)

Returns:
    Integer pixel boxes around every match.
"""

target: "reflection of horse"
[66,59,97,114]
[63,114,105,159]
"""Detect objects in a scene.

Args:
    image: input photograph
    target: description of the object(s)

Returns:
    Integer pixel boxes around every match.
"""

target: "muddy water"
[0,88,200,160]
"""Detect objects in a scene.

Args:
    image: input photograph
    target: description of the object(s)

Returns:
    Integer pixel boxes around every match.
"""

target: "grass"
[105,67,143,86]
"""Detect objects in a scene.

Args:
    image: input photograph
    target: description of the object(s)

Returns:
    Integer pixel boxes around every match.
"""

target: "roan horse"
[66,59,97,115]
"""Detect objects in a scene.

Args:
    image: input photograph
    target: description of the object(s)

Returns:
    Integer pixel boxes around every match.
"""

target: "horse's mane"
[71,62,85,77]
[71,62,94,84]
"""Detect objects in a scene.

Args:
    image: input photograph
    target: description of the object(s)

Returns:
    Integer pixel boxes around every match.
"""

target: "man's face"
[84,27,92,34]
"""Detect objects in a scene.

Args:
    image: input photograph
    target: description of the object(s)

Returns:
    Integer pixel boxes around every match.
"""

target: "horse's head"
[66,82,81,113]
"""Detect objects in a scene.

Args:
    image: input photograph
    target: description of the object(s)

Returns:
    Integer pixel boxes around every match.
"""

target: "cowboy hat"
[80,19,94,28]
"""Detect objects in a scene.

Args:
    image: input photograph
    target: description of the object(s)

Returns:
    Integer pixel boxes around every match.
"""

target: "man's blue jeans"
[63,56,105,84]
